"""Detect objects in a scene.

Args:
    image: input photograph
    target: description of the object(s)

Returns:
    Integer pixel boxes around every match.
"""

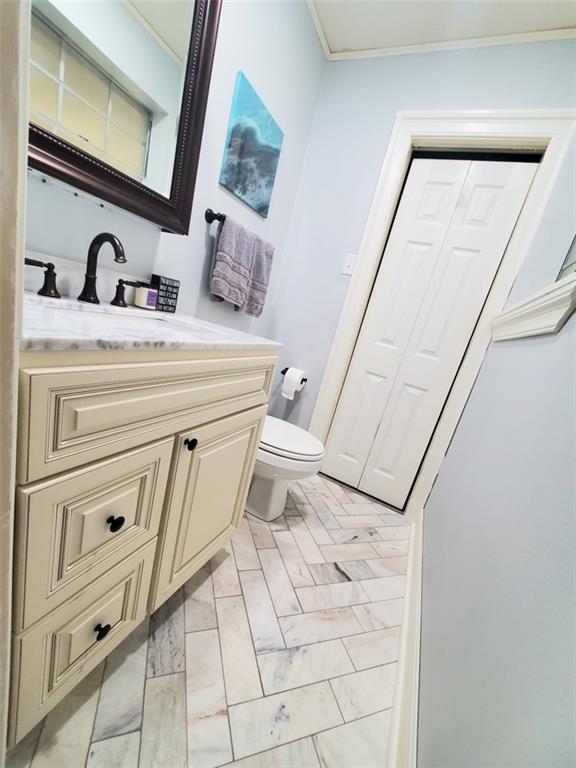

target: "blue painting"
[219,72,284,218]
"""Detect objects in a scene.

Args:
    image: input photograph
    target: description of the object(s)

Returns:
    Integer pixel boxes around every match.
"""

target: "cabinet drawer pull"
[94,623,112,641]
[106,515,125,533]
[183,438,198,452]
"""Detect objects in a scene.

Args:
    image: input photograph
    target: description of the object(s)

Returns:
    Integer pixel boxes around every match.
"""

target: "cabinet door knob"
[106,515,125,533]
[183,438,198,451]
[94,623,111,641]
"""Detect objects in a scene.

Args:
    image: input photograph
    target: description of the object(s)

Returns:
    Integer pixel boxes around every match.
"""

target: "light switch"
[342,253,356,276]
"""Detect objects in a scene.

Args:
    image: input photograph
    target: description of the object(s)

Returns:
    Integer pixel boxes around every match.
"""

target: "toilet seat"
[254,447,324,477]
[260,416,325,462]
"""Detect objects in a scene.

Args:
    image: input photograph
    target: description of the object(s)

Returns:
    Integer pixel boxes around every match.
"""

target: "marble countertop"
[21,293,281,352]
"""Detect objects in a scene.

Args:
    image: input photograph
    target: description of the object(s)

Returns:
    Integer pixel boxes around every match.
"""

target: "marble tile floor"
[7,474,411,768]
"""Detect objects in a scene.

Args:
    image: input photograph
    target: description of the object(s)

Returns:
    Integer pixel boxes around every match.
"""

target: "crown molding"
[306,0,332,59]
[492,272,576,341]
[306,2,576,62]
[328,28,576,61]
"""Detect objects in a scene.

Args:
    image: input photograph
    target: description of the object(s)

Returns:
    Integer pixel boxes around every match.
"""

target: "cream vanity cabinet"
[9,347,276,745]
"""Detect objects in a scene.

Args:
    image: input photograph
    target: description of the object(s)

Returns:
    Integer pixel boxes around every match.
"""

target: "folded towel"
[210,217,252,308]
[210,217,274,317]
[244,235,274,318]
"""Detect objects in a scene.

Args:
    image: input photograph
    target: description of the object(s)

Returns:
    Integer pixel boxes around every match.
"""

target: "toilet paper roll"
[281,367,307,400]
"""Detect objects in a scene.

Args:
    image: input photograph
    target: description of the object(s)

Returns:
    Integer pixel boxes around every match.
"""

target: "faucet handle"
[111,279,127,307]
[39,264,61,298]
[25,258,61,298]
[111,279,140,307]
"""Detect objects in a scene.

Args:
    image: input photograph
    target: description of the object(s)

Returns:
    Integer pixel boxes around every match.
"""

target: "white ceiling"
[309,0,576,59]
[128,1,194,62]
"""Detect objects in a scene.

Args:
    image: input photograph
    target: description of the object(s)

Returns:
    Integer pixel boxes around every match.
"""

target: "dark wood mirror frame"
[28,0,222,235]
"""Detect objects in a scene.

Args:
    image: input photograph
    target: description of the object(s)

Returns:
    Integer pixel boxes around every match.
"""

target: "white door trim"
[0,0,28,762]
[310,110,575,766]
[385,516,422,768]
[311,109,575,509]
[492,270,576,340]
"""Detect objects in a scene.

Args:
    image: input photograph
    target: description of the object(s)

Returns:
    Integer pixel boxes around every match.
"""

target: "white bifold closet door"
[323,157,537,508]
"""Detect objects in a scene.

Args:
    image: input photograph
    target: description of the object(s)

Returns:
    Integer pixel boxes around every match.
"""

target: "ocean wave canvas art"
[219,72,284,218]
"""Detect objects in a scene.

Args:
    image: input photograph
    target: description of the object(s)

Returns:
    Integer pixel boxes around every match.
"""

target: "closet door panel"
[359,160,537,506]
[322,159,471,486]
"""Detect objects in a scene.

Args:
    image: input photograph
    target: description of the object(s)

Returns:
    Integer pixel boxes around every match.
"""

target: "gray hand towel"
[243,235,274,317]
[210,217,274,317]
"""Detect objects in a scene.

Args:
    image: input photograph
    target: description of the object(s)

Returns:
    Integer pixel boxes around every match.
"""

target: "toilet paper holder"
[281,367,307,385]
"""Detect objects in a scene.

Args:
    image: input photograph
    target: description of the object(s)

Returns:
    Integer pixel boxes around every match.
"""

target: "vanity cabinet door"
[151,406,266,611]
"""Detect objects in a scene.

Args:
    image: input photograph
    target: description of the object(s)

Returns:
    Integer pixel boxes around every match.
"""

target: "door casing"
[322,156,538,508]
[308,110,576,768]
[311,110,575,524]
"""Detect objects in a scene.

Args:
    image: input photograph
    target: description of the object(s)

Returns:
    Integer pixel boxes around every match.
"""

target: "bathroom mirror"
[27,0,221,234]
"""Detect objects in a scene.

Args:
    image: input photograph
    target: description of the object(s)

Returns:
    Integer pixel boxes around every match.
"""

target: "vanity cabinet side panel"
[16,367,33,489]
[151,405,266,611]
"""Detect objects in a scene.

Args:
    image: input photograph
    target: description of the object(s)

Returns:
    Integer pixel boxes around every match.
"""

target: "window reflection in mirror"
[29,1,194,197]
[557,235,576,281]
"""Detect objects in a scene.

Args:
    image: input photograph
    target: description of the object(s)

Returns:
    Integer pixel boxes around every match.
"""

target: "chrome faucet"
[78,233,127,304]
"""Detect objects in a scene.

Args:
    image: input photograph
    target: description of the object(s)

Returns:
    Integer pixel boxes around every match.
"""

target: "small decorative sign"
[151,274,180,313]
[219,72,284,218]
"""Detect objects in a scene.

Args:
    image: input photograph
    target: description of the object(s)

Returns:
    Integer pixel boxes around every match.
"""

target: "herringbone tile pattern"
[7,475,410,768]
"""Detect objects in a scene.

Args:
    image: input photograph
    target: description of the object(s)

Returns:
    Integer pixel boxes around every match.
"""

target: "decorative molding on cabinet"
[492,272,576,341]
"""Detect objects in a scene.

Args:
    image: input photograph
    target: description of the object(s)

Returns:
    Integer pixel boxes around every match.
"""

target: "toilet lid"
[260,416,325,460]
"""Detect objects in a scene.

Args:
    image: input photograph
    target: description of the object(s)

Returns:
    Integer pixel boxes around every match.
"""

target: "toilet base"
[246,475,289,522]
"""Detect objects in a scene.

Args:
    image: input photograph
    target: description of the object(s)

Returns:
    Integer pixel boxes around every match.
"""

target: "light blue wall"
[418,316,576,766]
[275,41,575,763]
[23,18,576,761]
[26,12,574,428]
[26,0,326,316]
[26,170,161,275]
[416,85,576,768]
[271,38,576,426]
[152,0,326,340]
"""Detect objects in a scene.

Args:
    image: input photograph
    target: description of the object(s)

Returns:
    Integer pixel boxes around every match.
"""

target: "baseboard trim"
[386,518,422,767]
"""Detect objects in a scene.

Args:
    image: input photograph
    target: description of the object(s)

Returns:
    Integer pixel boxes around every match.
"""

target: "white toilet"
[246,415,325,521]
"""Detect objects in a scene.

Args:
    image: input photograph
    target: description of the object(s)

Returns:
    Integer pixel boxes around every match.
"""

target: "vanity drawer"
[19,354,276,482]
[14,438,173,631]
[9,540,155,746]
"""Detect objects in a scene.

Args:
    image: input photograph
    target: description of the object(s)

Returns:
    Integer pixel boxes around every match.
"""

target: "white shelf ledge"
[492,272,576,341]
